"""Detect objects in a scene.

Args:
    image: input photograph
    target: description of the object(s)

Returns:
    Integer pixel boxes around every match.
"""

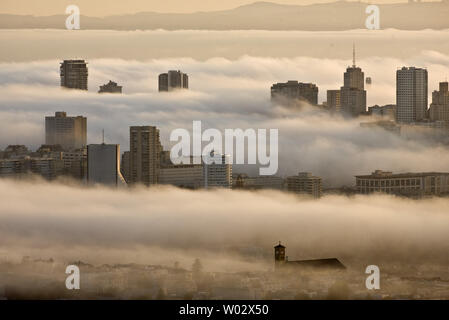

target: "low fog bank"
[1,179,449,273]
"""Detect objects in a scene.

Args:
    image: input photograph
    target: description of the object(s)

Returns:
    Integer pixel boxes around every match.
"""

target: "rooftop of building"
[284,258,346,270]
[356,169,449,179]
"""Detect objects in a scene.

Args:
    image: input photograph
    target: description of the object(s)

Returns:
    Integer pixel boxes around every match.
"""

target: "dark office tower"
[45,112,87,151]
[396,67,428,123]
[60,60,88,90]
[158,70,189,91]
[271,81,318,105]
[129,126,162,186]
[340,45,367,116]
[87,144,125,186]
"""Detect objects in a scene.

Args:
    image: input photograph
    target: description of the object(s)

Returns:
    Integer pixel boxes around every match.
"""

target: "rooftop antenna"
[352,42,356,68]
[102,129,105,144]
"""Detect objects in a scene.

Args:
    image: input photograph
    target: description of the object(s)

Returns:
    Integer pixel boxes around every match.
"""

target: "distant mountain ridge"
[1,1,449,30]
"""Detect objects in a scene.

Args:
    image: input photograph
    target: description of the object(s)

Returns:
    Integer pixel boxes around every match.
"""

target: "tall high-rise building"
[60,60,88,90]
[87,144,125,186]
[286,172,322,198]
[396,67,428,123]
[326,90,341,113]
[203,152,232,189]
[429,82,449,122]
[158,70,189,91]
[271,81,318,105]
[45,112,87,150]
[340,45,366,116]
[129,126,162,186]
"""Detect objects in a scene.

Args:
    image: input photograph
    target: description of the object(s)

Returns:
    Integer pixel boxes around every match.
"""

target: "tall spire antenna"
[352,42,356,67]
[102,129,105,144]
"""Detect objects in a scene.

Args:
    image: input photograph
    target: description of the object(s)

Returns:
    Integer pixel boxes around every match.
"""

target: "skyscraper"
[45,112,87,150]
[271,81,318,105]
[396,67,428,123]
[60,60,88,90]
[340,46,366,116]
[428,82,449,122]
[158,70,189,91]
[129,126,162,186]
[87,143,125,186]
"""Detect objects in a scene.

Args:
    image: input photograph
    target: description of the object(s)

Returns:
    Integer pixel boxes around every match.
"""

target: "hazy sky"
[1,180,449,271]
[1,0,413,16]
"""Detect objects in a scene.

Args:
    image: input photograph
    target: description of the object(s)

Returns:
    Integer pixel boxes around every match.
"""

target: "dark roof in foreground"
[284,258,346,270]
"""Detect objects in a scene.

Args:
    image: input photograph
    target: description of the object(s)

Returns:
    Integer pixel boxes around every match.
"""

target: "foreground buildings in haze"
[274,242,345,272]
[356,170,449,197]
[158,70,189,91]
[60,60,88,90]
[45,112,87,150]
[396,67,428,123]
[271,81,318,105]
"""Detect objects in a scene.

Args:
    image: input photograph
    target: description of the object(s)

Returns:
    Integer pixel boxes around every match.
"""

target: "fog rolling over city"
[1,179,449,271]
[1,53,449,185]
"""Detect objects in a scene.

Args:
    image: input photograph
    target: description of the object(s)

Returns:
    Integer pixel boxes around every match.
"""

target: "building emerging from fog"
[45,112,87,150]
[286,172,322,198]
[87,144,126,186]
[160,163,204,189]
[233,173,284,190]
[0,157,63,180]
[396,67,428,123]
[203,152,232,189]
[129,126,162,186]
[355,170,449,197]
[326,90,341,113]
[340,46,366,116]
[271,81,318,105]
[98,80,122,93]
[368,104,396,120]
[158,70,189,91]
[429,82,449,122]
[60,60,88,90]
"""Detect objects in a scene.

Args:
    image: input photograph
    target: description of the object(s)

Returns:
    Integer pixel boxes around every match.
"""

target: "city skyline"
[1,5,449,302]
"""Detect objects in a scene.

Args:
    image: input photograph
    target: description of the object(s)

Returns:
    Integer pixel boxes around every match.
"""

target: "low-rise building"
[355,170,449,197]
[98,80,122,93]
[271,81,318,105]
[159,164,203,189]
[286,172,322,198]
